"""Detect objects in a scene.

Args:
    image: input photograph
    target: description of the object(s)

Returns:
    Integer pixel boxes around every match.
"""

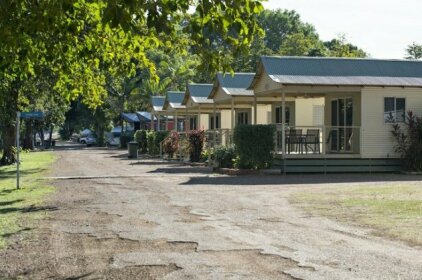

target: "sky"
[263,0,422,59]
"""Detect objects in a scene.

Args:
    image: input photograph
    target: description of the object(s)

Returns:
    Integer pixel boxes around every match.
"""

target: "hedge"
[233,124,275,169]
[134,130,148,153]
[147,131,169,156]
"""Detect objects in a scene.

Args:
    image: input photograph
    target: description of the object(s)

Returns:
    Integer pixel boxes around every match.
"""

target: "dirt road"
[1,148,421,279]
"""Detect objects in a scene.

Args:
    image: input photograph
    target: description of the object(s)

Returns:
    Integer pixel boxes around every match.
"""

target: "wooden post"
[157,113,161,131]
[197,105,201,130]
[282,92,286,175]
[253,96,257,125]
[174,111,178,132]
[231,98,235,130]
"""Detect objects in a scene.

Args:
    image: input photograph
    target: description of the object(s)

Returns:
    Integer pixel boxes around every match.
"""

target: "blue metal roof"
[150,96,166,112]
[185,84,214,104]
[136,111,154,121]
[256,56,422,87]
[121,113,140,123]
[217,72,255,88]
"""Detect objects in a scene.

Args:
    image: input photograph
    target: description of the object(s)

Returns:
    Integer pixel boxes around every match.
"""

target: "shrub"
[120,132,133,149]
[147,131,169,156]
[187,129,205,162]
[162,132,179,158]
[233,124,275,169]
[210,145,236,168]
[392,111,422,171]
[134,130,147,153]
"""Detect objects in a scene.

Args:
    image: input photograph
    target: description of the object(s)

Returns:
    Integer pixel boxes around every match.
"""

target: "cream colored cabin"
[251,56,422,159]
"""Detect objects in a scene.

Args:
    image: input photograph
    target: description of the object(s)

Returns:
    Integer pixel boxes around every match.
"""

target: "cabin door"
[330,98,353,152]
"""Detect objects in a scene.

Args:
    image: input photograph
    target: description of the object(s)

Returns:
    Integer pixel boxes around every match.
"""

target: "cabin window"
[237,111,249,125]
[275,106,290,125]
[209,113,221,130]
[384,97,405,123]
[189,116,197,130]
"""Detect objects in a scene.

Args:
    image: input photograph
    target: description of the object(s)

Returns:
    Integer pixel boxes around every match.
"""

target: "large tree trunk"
[23,120,34,150]
[1,80,20,165]
[48,126,53,147]
[0,124,17,165]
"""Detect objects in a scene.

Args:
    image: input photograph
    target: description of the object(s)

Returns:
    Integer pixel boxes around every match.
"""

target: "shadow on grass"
[0,188,19,196]
[180,173,422,186]
[0,168,47,179]
[1,227,32,239]
[0,199,24,207]
[0,205,58,215]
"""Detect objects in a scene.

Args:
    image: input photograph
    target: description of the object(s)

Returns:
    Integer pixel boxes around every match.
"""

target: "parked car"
[80,134,97,146]
[106,131,121,147]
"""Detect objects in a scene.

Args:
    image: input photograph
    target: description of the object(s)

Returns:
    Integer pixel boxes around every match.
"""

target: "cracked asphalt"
[1,147,421,279]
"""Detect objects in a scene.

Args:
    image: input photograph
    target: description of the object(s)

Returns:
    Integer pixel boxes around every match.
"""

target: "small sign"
[20,111,44,120]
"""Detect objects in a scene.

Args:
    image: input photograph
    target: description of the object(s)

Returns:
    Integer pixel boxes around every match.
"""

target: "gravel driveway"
[1,148,421,279]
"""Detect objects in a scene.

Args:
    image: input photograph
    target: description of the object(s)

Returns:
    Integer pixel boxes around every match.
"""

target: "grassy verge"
[0,151,55,248]
[289,184,422,246]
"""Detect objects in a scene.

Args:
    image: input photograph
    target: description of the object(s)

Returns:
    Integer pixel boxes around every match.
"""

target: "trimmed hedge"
[147,131,169,156]
[134,130,148,153]
[233,124,275,169]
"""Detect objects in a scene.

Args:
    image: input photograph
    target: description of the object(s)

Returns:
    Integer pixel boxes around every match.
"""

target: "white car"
[80,135,97,146]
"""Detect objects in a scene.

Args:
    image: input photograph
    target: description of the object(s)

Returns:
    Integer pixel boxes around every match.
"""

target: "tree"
[406,42,422,60]
[324,35,367,58]
[0,0,264,165]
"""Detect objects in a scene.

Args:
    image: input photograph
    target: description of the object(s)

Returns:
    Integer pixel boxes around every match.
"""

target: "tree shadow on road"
[180,173,422,186]
[148,167,213,174]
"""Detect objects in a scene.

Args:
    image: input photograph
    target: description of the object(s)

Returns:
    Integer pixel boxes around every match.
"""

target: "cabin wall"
[220,110,232,129]
[294,98,325,126]
[361,87,422,159]
[199,114,209,130]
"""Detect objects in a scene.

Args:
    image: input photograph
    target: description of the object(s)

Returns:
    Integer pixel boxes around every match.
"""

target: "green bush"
[211,145,236,168]
[392,111,422,171]
[120,132,133,149]
[134,130,148,153]
[147,131,169,156]
[187,129,205,162]
[233,124,275,169]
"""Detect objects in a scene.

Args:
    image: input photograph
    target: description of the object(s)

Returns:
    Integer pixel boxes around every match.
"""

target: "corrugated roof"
[151,96,165,112]
[186,84,214,104]
[165,91,186,109]
[212,73,255,96]
[258,56,422,87]
[121,113,140,123]
[136,111,154,121]
[217,72,255,88]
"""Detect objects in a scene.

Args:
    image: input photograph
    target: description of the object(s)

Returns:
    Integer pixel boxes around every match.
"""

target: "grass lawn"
[290,183,422,246]
[0,151,55,248]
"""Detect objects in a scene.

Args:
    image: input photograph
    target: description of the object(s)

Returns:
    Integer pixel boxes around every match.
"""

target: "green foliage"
[211,145,236,168]
[187,130,205,162]
[120,132,134,149]
[392,111,422,171]
[134,130,148,153]
[0,0,265,164]
[324,35,367,58]
[147,131,169,156]
[406,42,422,60]
[233,125,275,169]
